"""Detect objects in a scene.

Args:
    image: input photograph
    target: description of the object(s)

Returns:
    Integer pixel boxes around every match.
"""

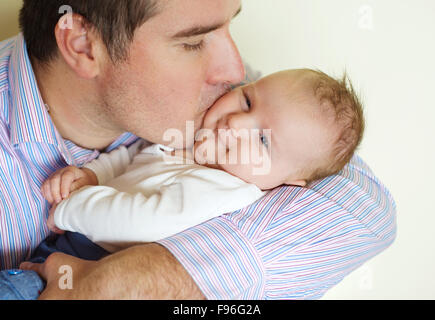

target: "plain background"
[1,0,434,299]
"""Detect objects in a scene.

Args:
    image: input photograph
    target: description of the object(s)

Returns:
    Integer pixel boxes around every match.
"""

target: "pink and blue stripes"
[158,157,396,299]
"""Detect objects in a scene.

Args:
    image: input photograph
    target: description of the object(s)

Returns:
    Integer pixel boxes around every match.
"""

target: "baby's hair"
[302,69,365,184]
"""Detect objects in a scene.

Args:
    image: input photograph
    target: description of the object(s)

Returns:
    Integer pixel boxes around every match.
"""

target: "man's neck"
[32,58,123,150]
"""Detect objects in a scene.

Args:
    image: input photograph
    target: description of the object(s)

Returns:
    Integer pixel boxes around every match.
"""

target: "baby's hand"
[47,203,64,235]
[41,166,98,205]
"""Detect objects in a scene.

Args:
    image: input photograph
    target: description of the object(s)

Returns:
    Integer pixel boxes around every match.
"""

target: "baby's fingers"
[49,174,63,204]
[41,181,55,205]
[60,170,76,199]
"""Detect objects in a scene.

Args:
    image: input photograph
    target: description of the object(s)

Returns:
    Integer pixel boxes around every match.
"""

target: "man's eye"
[182,41,205,51]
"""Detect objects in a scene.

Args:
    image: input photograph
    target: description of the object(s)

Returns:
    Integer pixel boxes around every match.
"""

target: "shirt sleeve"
[84,139,145,185]
[156,155,397,299]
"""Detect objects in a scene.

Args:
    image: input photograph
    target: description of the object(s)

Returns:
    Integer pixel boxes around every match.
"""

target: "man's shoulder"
[228,154,397,244]
[308,154,396,218]
[0,36,16,72]
[0,36,17,120]
[0,36,16,55]
[0,36,16,93]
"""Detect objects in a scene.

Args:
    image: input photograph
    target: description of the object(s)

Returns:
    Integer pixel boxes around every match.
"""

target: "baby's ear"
[285,179,307,188]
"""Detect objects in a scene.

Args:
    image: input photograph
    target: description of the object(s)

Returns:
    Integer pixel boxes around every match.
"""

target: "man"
[0,0,396,299]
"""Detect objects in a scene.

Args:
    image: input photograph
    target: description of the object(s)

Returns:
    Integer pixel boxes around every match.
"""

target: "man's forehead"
[151,0,242,37]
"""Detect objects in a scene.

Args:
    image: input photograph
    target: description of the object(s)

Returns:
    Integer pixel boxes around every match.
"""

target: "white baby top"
[54,140,266,252]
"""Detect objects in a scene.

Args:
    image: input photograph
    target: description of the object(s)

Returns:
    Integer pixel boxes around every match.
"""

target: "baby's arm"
[42,140,145,233]
[42,140,145,202]
[83,139,145,185]
[51,167,265,251]
[52,184,190,247]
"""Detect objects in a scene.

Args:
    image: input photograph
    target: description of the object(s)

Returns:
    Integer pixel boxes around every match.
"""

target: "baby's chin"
[212,162,267,189]
[219,160,286,190]
[193,147,281,191]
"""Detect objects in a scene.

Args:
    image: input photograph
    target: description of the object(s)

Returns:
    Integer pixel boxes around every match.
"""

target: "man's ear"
[54,13,103,79]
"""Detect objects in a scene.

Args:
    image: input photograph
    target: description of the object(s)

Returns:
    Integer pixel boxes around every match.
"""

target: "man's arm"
[20,243,205,299]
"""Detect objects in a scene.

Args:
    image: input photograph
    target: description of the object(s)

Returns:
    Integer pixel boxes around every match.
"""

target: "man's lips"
[199,84,232,113]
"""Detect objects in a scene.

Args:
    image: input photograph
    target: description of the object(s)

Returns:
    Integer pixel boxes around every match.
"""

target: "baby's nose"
[227,112,254,131]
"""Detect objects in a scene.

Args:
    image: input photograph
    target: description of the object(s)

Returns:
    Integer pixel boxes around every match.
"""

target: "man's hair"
[302,69,365,184]
[19,0,159,63]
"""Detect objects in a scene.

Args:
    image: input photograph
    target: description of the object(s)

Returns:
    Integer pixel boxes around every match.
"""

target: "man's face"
[98,0,245,148]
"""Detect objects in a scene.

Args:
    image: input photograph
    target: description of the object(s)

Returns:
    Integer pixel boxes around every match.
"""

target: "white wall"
[232,0,435,299]
[0,0,21,41]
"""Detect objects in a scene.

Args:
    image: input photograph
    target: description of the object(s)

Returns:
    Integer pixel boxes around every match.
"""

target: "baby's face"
[194,69,335,190]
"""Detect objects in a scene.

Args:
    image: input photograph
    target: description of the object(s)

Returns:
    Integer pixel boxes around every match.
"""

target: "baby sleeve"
[84,139,145,185]
[53,166,265,252]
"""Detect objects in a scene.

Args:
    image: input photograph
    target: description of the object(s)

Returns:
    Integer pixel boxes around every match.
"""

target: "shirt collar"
[8,34,76,165]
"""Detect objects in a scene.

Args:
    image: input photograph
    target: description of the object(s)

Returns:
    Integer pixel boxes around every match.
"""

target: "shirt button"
[8,269,23,275]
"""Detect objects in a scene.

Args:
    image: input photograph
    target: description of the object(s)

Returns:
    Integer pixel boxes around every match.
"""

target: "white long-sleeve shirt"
[54,141,265,252]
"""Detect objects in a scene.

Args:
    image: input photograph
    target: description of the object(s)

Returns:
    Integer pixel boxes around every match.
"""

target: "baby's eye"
[260,133,269,149]
[243,92,251,110]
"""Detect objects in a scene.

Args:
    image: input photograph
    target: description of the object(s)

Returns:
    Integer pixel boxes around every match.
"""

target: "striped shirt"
[0,35,138,269]
[0,34,397,299]
[158,156,397,299]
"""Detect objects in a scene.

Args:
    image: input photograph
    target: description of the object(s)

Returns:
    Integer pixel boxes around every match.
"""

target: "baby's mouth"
[218,127,242,158]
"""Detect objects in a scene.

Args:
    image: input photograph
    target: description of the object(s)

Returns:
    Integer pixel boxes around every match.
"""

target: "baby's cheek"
[194,134,219,165]
[245,156,277,189]
[220,162,256,184]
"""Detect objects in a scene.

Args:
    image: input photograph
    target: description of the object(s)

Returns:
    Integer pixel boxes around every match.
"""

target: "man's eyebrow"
[171,6,242,39]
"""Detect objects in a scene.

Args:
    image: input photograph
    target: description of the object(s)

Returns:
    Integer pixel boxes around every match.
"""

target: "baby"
[41,68,365,252]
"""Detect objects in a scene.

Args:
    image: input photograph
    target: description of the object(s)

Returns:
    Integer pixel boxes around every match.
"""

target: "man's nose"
[207,30,246,86]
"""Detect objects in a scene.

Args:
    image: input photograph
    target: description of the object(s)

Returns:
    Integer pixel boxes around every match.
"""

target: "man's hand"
[20,244,206,300]
[41,166,98,205]
[20,253,95,299]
